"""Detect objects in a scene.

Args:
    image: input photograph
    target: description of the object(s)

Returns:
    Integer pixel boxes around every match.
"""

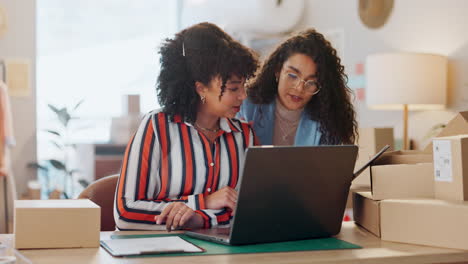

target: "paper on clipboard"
[100,236,204,257]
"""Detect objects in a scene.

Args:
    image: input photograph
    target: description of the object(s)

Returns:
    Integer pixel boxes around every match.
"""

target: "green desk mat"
[108,233,361,258]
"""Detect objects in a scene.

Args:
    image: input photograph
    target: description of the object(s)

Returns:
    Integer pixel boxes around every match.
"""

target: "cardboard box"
[381,199,468,250]
[353,192,381,237]
[433,135,468,201]
[14,199,100,249]
[346,185,371,209]
[353,127,394,186]
[424,111,468,152]
[370,150,434,200]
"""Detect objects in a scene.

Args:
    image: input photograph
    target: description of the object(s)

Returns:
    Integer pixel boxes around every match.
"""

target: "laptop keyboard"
[214,228,230,236]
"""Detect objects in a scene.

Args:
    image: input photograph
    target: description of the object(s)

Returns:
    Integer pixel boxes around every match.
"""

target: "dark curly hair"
[157,22,258,123]
[248,29,357,144]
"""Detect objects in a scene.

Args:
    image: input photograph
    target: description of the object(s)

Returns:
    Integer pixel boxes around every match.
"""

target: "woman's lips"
[289,94,303,103]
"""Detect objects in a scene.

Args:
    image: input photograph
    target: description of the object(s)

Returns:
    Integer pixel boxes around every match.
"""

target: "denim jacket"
[237,98,322,146]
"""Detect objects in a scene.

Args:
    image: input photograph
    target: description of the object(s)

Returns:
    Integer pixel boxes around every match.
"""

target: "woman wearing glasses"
[238,29,357,145]
[114,22,258,231]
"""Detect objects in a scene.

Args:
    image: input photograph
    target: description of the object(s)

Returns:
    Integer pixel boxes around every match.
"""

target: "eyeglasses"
[283,71,320,95]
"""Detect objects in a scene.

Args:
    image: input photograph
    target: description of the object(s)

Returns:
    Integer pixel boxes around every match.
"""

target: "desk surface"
[3,222,468,264]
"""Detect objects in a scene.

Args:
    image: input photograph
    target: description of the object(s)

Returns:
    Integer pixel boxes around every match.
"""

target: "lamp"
[366,52,448,150]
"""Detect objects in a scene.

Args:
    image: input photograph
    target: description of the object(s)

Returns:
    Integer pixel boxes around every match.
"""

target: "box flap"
[356,191,373,200]
[424,111,468,153]
[15,199,100,209]
[372,151,432,166]
[433,134,468,140]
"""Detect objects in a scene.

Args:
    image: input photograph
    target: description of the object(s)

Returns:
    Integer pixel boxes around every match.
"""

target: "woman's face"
[198,75,247,118]
[276,53,319,111]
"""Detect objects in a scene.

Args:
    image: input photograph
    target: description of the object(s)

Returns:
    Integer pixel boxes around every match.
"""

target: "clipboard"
[100,236,205,257]
[352,145,390,181]
[107,233,361,258]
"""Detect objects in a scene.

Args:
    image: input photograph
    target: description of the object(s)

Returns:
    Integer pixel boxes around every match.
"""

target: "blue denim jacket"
[237,99,322,146]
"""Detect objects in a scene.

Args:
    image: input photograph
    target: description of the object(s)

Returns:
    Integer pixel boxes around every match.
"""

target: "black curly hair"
[247,29,357,144]
[157,22,258,123]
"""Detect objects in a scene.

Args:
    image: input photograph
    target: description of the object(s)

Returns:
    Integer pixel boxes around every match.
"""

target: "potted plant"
[28,100,90,199]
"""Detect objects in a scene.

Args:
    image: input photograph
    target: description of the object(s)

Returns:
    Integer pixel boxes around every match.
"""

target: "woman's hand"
[205,186,238,213]
[154,202,204,232]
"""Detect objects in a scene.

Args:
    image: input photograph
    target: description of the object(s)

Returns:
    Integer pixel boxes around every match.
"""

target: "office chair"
[78,174,119,231]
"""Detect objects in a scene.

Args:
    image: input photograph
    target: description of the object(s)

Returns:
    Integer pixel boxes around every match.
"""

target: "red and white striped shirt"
[114,110,258,230]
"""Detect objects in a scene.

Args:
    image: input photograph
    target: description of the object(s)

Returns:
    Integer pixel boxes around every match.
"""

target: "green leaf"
[73,99,85,111]
[57,108,71,127]
[68,169,81,175]
[48,159,66,171]
[45,129,61,137]
[51,140,64,150]
[78,179,90,188]
[27,162,49,172]
[48,104,72,127]
[47,104,61,115]
[64,143,77,149]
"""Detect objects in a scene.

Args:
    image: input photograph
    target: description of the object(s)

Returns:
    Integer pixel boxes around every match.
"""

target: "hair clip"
[182,42,186,57]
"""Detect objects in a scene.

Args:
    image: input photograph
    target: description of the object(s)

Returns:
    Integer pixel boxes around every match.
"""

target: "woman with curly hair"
[238,29,357,145]
[114,22,259,231]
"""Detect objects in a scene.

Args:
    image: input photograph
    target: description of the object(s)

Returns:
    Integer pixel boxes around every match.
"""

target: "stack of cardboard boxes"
[354,112,468,250]
[346,127,394,210]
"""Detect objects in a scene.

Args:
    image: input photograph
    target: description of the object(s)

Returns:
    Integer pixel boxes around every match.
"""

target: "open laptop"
[186,145,366,245]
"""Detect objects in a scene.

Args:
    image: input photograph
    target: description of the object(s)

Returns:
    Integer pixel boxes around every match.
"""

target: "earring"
[200,95,206,104]
[276,76,279,82]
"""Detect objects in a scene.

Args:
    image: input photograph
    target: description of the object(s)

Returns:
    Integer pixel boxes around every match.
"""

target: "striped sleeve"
[114,112,205,230]
[194,208,232,228]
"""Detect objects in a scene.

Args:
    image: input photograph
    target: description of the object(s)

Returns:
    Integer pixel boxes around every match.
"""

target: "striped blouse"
[114,110,258,230]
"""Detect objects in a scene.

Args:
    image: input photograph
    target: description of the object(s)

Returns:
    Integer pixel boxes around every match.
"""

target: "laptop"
[186,145,366,245]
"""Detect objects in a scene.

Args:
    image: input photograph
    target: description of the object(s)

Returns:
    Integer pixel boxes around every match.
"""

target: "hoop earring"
[200,95,206,104]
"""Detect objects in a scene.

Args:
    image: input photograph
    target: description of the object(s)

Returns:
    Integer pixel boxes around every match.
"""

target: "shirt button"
[207,188,211,192]
[210,162,214,167]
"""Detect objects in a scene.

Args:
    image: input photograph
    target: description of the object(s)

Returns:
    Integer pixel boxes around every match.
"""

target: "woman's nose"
[239,87,247,100]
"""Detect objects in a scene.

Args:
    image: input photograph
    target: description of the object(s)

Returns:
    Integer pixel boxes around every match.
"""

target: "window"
[37,0,179,156]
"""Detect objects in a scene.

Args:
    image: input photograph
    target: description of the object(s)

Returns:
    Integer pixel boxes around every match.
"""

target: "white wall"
[297,0,468,149]
[0,0,36,196]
